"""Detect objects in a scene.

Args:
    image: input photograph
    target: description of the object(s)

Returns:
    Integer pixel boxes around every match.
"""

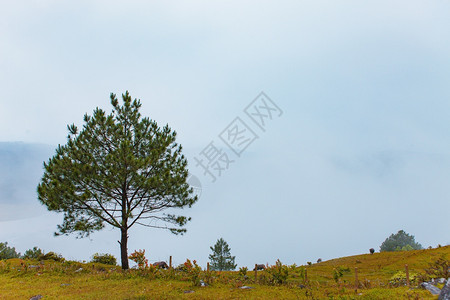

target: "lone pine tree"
[209,238,237,271]
[37,91,197,269]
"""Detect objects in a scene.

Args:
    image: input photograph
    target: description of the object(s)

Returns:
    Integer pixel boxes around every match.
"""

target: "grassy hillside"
[307,245,449,283]
[0,246,448,299]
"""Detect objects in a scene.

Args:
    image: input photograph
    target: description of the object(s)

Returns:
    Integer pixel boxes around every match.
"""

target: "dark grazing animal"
[153,261,169,269]
[369,248,375,254]
[253,264,266,271]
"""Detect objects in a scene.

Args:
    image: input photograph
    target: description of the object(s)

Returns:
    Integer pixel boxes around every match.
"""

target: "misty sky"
[1,1,449,268]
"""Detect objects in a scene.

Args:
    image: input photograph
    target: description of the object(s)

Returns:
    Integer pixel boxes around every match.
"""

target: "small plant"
[0,260,11,273]
[257,270,270,285]
[128,249,148,269]
[333,266,350,284]
[39,252,65,262]
[204,267,214,285]
[289,263,297,272]
[22,247,43,259]
[145,263,158,276]
[389,270,419,287]
[298,266,307,283]
[183,259,202,286]
[265,259,289,285]
[183,259,193,270]
[175,263,186,272]
[238,266,248,278]
[91,253,117,265]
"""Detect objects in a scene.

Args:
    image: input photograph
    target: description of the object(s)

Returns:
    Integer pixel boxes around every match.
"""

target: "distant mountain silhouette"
[0,142,55,221]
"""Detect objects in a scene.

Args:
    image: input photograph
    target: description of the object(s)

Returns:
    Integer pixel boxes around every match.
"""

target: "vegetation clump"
[380,230,422,252]
[238,266,248,278]
[264,259,290,285]
[183,259,202,286]
[39,252,65,262]
[22,247,43,259]
[0,242,20,259]
[128,249,148,269]
[333,266,350,284]
[91,253,117,266]
[209,238,236,271]
[389,270,419,287]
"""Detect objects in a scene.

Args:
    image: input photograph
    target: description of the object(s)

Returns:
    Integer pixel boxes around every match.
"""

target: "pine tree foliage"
[22,247,43,259]
[209,238,237,271]
[0,242,20,259]
[37,91,197,269]
[380,230,423,252]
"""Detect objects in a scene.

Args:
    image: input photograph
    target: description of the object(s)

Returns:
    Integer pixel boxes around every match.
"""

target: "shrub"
[289,263,297,272]
[204,266,215,285]
[265,259,289,285]
[22,247,43,259]
[257,270,270,285]
[298,266,307,283]
[91,253,117,265]
[182,259,202,286]
[175,263,187,272]
[389,270,419,287]
[128,249,148,269]
[0,242,20,259]
[39,252,65,262]
[333,266,350,283]
[238,266,248,278]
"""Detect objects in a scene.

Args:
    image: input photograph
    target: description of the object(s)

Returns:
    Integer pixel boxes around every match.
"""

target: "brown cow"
[153,261,169,269]
[253,264,266,271]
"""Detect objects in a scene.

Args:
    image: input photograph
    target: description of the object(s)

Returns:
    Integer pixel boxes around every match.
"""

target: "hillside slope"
[0,246,448,299]
[306,245,450,283]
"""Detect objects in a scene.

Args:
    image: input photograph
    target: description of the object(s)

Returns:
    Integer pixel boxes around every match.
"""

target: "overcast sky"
[1,1,449,268]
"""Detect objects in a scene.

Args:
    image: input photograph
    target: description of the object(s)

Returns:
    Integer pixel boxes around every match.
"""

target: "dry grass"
[0,246,448,299]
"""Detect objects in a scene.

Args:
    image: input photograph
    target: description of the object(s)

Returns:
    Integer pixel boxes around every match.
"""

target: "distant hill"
[0,142,55,221]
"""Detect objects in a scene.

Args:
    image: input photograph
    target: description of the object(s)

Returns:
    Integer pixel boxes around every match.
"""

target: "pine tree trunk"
[120,227,129,270]
[120,183,129,270]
